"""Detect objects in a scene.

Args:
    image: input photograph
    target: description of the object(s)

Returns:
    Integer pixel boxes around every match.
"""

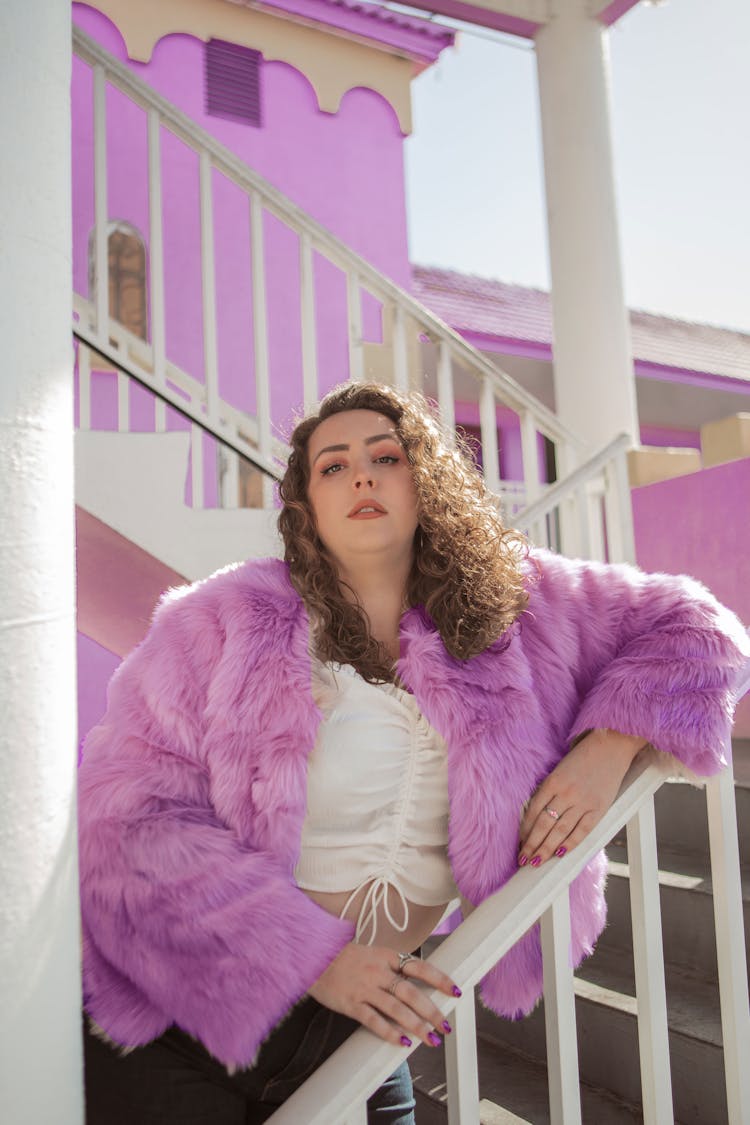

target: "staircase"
[410,741,750,1124]
[72,24,633,578]
[71,24,749,1125]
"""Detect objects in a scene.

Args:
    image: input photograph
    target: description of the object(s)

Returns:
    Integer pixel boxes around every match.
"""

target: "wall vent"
[205,39,262,127]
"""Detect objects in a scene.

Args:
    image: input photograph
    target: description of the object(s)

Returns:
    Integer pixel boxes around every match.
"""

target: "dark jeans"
[83,997,415,1124]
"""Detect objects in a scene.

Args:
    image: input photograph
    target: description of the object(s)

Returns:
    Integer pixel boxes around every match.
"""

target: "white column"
[535,0,639,453]
[0,3,83,1123]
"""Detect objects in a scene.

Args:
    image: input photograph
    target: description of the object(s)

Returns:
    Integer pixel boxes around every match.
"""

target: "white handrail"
[267,757,667,1124]
[269,735,750,1123]
[513,432,636,563]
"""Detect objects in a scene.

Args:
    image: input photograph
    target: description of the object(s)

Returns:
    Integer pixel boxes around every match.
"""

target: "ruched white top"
[294,660,457,944]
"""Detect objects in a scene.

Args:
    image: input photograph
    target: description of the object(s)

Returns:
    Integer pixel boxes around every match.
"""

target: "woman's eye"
[320,462,344,476]
[374,455,399,465]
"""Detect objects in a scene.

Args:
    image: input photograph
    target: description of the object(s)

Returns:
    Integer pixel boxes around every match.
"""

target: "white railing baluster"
[706,764,750,1124]
[626,797,674,1124]
[436,339,455,441]
[347,273,364,383]
[392,303,409,392]
[574,485,590,558]
[191,422,204,509]
[541,891,582,1125]
[520,410,540,507]
[445,989,480,1124]
[199,151,219,423]
[612,448,637,564]
[299,231,318,412]
[78,342,91,431]
[117,370,129,433]
[479,378,501,494]
[147,107,167,433]
[93,63,109,345]
[249,190,274,508]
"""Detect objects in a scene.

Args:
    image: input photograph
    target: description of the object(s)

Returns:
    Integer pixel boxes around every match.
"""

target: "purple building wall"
[632,458,750,736]
[72,3,416,442]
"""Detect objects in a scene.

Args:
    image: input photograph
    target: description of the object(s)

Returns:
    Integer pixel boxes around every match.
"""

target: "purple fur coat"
[78,550,749,1069]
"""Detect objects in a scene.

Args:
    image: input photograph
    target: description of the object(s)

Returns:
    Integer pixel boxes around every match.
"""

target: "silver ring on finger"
[388,976,403,997]
[544,805,561,820]
[397,952,416,973]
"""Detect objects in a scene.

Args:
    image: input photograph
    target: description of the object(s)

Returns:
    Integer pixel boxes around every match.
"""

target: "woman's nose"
[353,460,374,488]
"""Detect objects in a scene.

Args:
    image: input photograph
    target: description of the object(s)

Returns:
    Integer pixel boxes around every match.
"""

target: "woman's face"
[306,409,419,575]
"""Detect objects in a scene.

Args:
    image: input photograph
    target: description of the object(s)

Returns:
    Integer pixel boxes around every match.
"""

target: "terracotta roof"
[411,265,750,382]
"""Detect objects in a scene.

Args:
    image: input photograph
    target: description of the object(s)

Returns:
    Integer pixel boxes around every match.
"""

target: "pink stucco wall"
[632,458,750,736]
[77,632,121,758]
[72,4,412,453]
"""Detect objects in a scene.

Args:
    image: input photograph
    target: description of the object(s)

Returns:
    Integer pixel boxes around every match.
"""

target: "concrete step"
[410,1030,646,1124]
[598,841,750,980]
[650,744,750,864]
[474,945,727,1125]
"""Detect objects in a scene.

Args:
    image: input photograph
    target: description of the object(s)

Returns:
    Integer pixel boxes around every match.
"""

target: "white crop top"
[294,660,457,944]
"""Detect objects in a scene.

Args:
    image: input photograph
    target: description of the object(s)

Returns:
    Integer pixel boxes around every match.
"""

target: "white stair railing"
[512,432,636,563]
[72,26,591,519]
[267,665,750,1123]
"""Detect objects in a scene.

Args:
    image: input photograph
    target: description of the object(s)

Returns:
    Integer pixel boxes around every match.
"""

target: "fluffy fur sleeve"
[78,579,353,1069]
[526,550,750,776]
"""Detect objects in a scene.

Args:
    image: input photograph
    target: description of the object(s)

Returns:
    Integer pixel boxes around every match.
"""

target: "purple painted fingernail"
[400,1035,412,1047]
[452,985,462,997]
[428,1031,442,1047]
[530,856,542,867]
[518,854,528,867]
[555,846,567,858]
[442,1020,452,1034]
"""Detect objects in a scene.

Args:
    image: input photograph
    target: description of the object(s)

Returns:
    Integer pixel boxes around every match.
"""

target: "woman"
[79,382,749,1123]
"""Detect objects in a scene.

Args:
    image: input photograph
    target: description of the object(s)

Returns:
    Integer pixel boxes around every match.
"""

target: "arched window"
[88,221,148,340]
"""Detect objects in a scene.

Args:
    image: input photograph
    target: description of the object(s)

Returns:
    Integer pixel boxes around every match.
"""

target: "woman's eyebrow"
[311,433,398,466]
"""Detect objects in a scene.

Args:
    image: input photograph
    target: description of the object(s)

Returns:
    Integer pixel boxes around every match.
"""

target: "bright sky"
[404,0,750,333]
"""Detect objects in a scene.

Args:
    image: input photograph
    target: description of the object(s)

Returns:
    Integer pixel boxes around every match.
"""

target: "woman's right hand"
[308,942,461,1048]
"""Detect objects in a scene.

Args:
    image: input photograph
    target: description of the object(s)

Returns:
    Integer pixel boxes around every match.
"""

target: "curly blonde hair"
[278,382,529,681]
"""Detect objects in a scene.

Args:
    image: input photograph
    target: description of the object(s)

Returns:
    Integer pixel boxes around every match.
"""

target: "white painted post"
[78,341,91,431]
[347,272,364,383]
[573,486,590,558]
[392,303,409,391]
[445,989,480,1124]
[300,231,318,412]
[199,150,219,423]
[191,422,204,510]
[93,62,109,344]
[147,107,167,433]
[436,339,456,442]
[706,766,750,1124]
[626,799,674,1124]
[0,1,83,1120]
[535,3,639,453]
[610,449,637,564]
[249,191,274,508]
[540,892,583,1125]
[117,370,130,433]
[479,379,501,494]
[520,410,540,505]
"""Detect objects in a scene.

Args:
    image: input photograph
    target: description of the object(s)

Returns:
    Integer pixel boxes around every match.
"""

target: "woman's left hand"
[518,729,647,868]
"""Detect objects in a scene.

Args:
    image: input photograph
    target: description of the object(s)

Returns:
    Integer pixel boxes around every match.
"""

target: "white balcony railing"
[267,672,750,1125]
[72,27,602,527]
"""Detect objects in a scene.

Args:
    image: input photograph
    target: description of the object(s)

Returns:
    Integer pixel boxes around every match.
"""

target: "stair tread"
[606,840,750,899]
[411,1034,644,1124]
[578,942,728,1047]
